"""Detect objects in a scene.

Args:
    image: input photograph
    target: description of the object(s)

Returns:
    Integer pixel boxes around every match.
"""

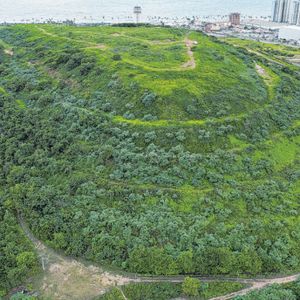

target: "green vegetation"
[182,277,204,296]
[0,294,36,300]
[233,283,296,299]
[233,276,300,299]
[1,24,269,121]
[0,172,40,296]
[223,37,300,71]
[1,24,300,298]
[223,37,300,58]
[237,275,300,300]
[99,280,242,300]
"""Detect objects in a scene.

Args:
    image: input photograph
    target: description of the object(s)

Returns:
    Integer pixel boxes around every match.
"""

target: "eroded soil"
[18,214,133,300]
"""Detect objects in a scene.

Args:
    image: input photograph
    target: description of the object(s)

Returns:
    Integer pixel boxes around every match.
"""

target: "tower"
[134,6,142,23]
[229,13,241,25]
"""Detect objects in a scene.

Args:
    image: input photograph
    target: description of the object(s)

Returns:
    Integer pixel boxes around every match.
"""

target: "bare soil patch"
[181,34,196,69]
[4,49,13,56]
[255,63,272,86]
[46,67,80,90]
[85,44,106,49]
[27,61,39,66]
[18,215,133,300]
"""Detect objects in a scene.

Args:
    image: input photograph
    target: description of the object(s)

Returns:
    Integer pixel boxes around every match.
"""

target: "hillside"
[1,24,300,298]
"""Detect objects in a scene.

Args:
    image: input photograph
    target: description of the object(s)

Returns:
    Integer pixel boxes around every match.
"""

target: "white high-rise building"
[291,1,300,24]
[272,0,283,22]
[283,0,291,21]
[272,0,291,22]
[272,0,277,20]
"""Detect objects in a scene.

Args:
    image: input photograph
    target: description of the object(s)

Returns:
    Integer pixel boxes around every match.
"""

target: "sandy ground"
[18,214,133,300]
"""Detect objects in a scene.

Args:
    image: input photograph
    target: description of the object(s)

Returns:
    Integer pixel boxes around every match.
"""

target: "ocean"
[1,0,272,24]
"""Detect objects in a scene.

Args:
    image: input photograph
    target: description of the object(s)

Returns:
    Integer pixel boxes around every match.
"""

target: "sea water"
[0,0,272,23]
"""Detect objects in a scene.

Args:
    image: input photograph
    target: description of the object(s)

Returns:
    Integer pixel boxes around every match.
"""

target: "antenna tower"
[134,6,142,23]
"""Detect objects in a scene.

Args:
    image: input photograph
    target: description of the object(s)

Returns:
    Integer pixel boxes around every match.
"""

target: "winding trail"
[35,27,196,70]
[181,32,196,69]
[17,214,300,300]
[36,27,106,49]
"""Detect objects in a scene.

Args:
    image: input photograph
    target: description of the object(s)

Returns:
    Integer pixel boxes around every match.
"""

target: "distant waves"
[0,0,272,23]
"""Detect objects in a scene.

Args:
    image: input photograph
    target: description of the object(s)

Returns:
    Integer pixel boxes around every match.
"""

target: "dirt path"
[237,45,300,74]
[181,32,196,69]
[140,274,300,299]
[208,274,300,300]
[18,214,133,300]
[17,213,300,300]
[36,26,106,49]
[255,63,273,86]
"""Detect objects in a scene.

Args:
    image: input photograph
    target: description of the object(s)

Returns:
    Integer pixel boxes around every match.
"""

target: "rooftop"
[280,25,300,31]
[242,19,288,29]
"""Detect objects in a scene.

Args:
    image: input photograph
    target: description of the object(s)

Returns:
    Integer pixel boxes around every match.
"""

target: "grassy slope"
[18,25,269,121]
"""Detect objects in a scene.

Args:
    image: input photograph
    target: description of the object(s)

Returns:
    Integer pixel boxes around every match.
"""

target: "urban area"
[129,1,300,48]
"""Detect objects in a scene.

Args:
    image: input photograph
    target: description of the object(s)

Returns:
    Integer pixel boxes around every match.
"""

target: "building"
[272,0,291,22]
[291,1,300,24]
[134,6,142,23]
[229,13,241,24]
[283,0,291,21]
[279,25,300,39]
[242,18,288,30]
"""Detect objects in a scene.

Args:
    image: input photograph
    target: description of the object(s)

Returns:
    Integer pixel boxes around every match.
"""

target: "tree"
[197,247,236,275]
[16,252,36,269]
[112,54,121,61]
[182,277,201,296]
[237,249,262,274]
[127,247,178,275]
[176,250,195,274]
